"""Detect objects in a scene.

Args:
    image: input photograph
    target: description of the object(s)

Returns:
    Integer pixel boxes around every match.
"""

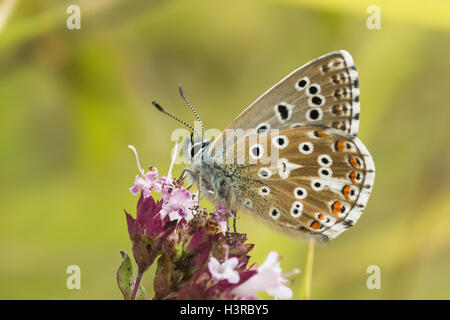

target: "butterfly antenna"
[152,101,201,139]
[178,85,205,139]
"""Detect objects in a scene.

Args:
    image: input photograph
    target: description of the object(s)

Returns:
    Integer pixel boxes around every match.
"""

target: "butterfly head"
[152,86,212,165]
[183,133,211,164]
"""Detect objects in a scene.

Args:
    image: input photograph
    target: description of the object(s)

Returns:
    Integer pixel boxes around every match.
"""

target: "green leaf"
[116,250,147,300]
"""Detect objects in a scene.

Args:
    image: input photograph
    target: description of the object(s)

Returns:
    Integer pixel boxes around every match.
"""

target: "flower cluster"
[117,147,298,300]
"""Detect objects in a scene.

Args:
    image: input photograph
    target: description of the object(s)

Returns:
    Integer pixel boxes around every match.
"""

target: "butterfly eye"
[190,143,205,158]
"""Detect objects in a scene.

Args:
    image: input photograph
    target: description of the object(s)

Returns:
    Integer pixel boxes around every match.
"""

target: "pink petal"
[227,271,240,284]
[168,210,182,221]
[152,182,162,192]
[171,189,191,202]
[232,274,266,298]
[267,284,293,299]
[208,257,221,278]
[224,257,239,269]
[142,187,151,199]
[261,251,279,269]
[145,168,158,180]
[129,185,140,196]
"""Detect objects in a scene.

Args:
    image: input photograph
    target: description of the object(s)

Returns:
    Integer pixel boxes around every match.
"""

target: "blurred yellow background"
[0,0,449,299]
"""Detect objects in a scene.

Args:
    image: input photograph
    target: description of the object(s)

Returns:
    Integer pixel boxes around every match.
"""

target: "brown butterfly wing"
[210,50,360,157]
[229,127,375,242]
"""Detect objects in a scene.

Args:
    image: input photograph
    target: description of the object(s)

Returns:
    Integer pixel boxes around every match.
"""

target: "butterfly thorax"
[183,137,240,209]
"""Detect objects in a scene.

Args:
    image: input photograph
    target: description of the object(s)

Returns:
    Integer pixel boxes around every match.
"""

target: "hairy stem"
[300,238,315,300]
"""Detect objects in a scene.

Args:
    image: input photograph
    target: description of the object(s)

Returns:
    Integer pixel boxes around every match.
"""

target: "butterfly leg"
[227,218,233,245]
[197,174,201,208]
[178,168,195,189]
[177,169,189,183]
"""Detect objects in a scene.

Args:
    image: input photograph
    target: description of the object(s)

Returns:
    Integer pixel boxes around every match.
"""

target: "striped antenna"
[178,85,205,139]
[152,101,201,139]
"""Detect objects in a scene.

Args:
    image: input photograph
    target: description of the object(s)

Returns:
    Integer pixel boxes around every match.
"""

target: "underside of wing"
[229,127,375,241]
[210,50,361,158]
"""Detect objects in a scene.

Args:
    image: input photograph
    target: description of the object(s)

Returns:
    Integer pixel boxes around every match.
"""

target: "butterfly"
[153,50,375,242]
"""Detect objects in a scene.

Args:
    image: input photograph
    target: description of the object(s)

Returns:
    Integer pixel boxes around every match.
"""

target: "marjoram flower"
[117,147,299,300]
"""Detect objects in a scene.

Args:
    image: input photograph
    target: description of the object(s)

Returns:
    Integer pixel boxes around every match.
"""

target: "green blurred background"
[0,0,449,299]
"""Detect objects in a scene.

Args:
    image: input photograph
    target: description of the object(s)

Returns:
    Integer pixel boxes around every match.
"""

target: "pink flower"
[128,145,160,199]
[129,169,158,199]
[159,188,197,222]
[210,205,231,235]
[208,256,240,284]
[128,145,197,222]
[232,251,294,299]
[151,176,170,193]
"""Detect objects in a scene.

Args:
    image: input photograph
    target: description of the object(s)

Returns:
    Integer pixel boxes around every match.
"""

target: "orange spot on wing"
[318,214,325,221]
[336,140,346,151]
[349,156,358,168]
[331,201,341,215]
[349,171,356,183]
[315,130,327,137]
[342,185,351,199]
[310,220,321,230]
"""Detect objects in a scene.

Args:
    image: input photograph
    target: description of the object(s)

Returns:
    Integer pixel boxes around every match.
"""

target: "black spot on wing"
[342,220,354,228]
[277,104,289,120]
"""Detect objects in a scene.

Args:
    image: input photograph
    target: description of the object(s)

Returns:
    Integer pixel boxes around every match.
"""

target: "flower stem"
[299,238,315,300]
[131,271,143,300]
